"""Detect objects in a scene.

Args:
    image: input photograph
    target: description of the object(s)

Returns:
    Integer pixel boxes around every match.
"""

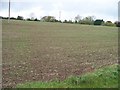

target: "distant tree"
[114,21,120,27]
[10,17,16,20]
[75,21,77,23]
[17,16,24,20]
[1,16,4,19]
[34,18,39,21]
[41,16,56,22]
[104,21,115,26]
[30,13,35,20]
[81,16,95,25]
[68,20,73,23]
[54,19,61,22]
[75,15,81,23]
[26,18,31,21]
[106,21,112,23]
[94,19,104,25]
[58,20,62,23]
[63,20,68,23]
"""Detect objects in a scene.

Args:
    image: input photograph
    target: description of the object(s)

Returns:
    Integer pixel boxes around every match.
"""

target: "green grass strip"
[16,64,119,88]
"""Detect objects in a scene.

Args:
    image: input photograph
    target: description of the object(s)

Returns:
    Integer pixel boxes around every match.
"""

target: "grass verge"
[16,64,119,88]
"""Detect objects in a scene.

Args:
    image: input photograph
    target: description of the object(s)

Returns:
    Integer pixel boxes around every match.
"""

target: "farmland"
[2,20,118,88]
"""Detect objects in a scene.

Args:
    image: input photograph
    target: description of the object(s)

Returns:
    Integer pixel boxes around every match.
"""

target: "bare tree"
[75,15,81,23]
[81,16,95,25]
[29,13,35,20]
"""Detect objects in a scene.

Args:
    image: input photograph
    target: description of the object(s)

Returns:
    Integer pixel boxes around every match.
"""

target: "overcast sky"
[1,0,119,22]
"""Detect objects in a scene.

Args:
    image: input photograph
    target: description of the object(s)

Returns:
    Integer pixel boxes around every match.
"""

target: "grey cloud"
[1,0,118,21]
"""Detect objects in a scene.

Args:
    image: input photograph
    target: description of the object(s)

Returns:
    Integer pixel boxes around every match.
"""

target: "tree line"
[1,15,120,27]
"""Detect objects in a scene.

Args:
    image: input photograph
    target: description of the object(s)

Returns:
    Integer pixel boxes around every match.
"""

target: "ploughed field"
[2,20,118,87]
